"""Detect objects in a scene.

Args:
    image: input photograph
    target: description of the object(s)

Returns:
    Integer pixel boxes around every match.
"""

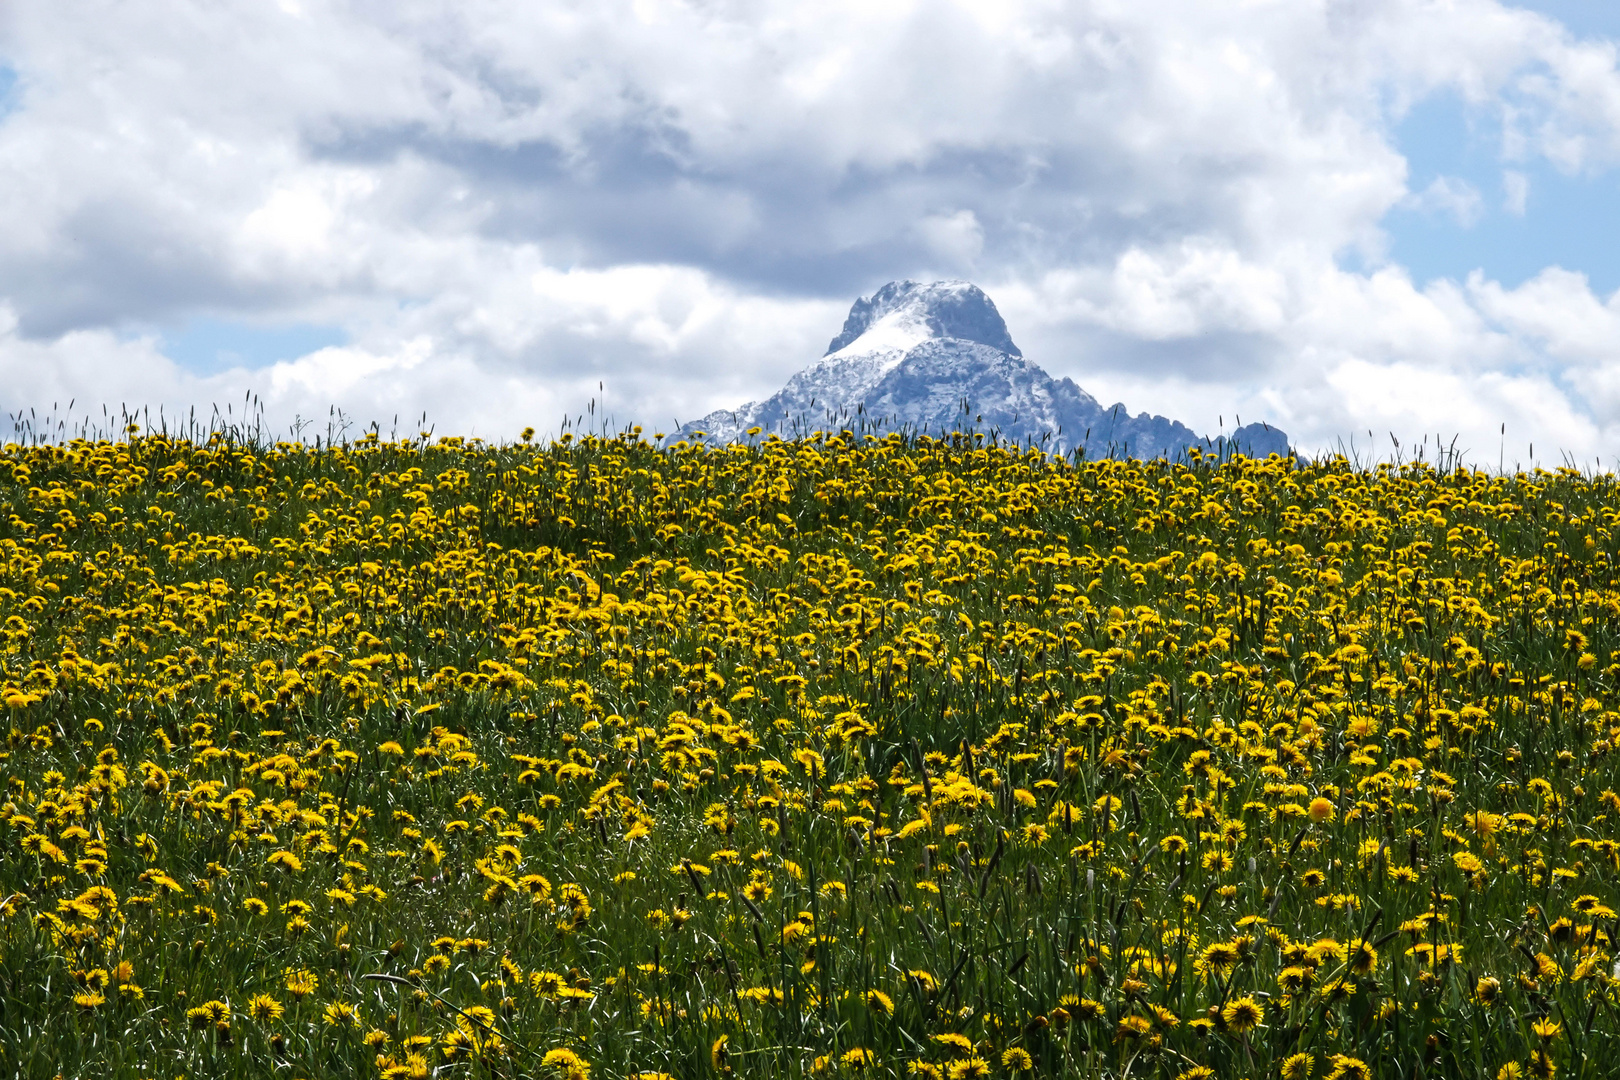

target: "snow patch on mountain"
[682,280,1290,460]
[824,280,1021,358]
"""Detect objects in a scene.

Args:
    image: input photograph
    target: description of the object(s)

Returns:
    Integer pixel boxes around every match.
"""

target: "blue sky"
[1385,79,1620,294]
[0,65,17,121]
[1515,0,1620,39]
[157,319,345,374]
[1380,2,1620,294]
[156,2,1620,368]
[6,0,1620,458]
[130,2,1620,377]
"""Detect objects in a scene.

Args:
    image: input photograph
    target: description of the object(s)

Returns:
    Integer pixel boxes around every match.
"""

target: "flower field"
[2,427,1620,1079]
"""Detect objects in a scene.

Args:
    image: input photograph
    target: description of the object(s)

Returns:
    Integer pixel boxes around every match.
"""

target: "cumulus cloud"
[2,0,1620,460]
[914,211,985,271]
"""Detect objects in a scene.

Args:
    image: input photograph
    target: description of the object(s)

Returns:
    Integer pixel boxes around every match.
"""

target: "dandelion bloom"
[842,1048,875,1071]
[284,968,318,999]
[322,1001,361,1028]
[1280,1054,1314,1080]
[1220,996,1263,1033]
[1325,1056,1371,1080]
[542,1049,591,1080]
[247,993,284,1021]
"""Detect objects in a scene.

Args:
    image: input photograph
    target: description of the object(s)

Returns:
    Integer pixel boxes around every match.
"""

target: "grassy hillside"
[0,427,1616,1079]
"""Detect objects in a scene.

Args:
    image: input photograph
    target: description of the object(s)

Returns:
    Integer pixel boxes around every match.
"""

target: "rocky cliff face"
[682,280,1290,460]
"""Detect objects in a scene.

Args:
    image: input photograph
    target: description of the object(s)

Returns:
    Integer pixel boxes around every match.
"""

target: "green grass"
[0,428,1614,1079]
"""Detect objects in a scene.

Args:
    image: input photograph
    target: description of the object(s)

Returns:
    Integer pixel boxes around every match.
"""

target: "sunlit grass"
[0,425,1617,1078]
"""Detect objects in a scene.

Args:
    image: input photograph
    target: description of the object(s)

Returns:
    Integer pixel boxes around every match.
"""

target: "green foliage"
[0,428,1615,1079]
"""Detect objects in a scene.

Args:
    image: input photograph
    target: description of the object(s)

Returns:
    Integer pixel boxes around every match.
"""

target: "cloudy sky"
[5,0,1620,462]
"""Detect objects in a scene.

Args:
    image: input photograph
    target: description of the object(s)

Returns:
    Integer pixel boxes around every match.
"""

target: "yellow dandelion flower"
[1280,1053,1314,1080]
[284,968,318,999]
[247,993,284,1021]
[1001,1047,1033,1072]
[1221,996,1263,1034]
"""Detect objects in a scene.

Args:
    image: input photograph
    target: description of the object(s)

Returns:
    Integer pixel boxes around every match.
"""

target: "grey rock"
[824,280,1021,357]
[682,280,1291,461]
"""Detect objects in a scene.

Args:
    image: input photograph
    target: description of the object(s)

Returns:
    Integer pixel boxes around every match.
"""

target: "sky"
[5,1,1620,463]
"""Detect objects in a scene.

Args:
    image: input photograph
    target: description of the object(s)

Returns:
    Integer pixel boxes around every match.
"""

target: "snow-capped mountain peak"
[681,280,1289,461]
[821,306,933,364]
[823,280,1021,358]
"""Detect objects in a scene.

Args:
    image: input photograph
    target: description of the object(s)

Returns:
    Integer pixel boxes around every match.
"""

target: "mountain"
[680,280,1290,460]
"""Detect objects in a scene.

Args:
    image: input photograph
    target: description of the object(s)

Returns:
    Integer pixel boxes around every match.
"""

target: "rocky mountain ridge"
[682,280,1290,460]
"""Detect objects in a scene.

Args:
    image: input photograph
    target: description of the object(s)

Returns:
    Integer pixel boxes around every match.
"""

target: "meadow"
[0,424,1616,1080]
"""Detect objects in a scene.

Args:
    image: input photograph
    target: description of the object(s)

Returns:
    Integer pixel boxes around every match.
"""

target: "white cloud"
[1503,168,1530,213]
[914,210,984,270]
[1468,266,1620,361]
[1403,175,1486,226]
[2,0,1620,460]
